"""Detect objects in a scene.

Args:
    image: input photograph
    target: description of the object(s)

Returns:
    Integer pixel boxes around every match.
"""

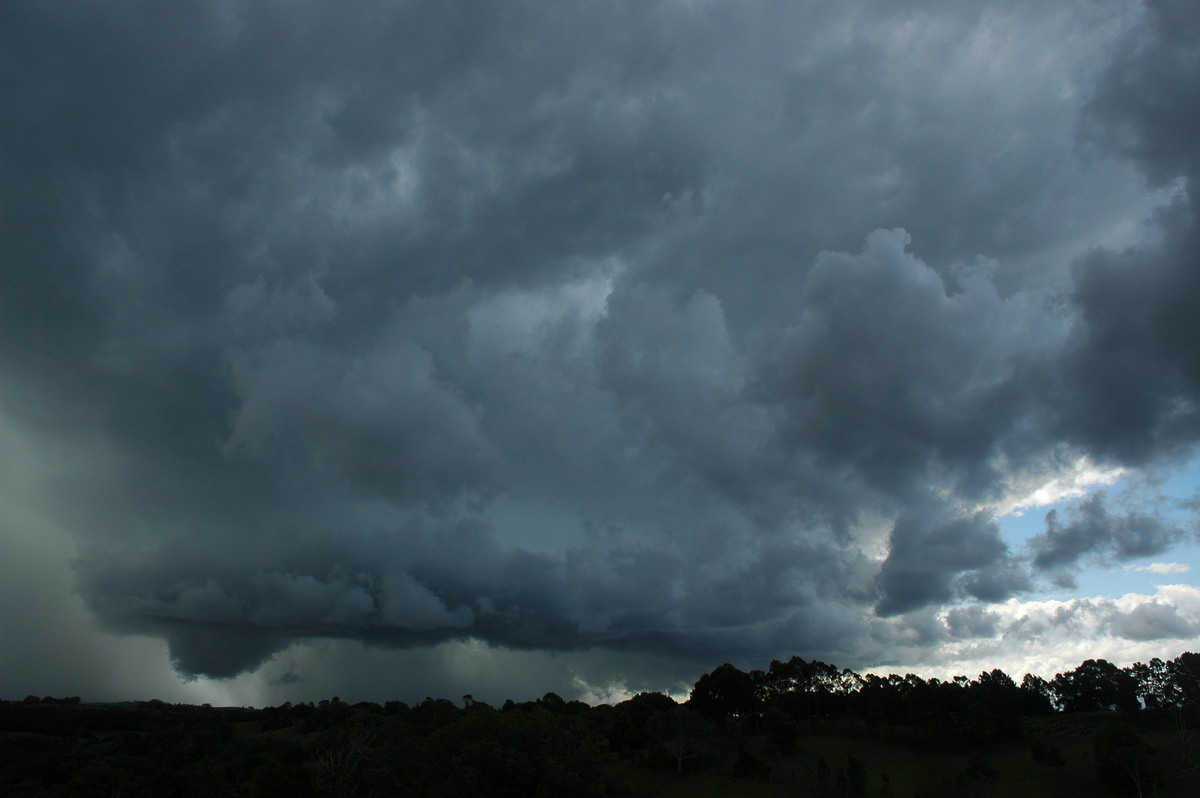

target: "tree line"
[694,652,1200,736]
[2,651,1198,797]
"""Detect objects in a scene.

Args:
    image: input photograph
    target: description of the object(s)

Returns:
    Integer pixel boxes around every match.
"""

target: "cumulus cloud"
[1109,600,1197,641]
[3,0,1200,701]
[905,585,1200,683]
[944,606,1002,641]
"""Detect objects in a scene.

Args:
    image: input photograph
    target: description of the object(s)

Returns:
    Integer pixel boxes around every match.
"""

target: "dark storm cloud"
[1061,0,1200,463]
[759,228,1066,502]
[1028,492,1194,573]
[3,0,1200,695]
[874,510,1009,617]
[1084,0,1200,187]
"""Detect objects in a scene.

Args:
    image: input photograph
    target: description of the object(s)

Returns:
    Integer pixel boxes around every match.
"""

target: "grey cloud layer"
[3,0,1199,687]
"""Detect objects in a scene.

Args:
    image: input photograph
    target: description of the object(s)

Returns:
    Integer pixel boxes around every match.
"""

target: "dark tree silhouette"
[1020,673,1056,714]
[689,663,759,723]
[1052,659,1139,713]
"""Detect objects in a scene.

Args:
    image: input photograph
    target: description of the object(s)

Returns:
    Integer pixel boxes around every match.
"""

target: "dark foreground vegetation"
[4,653,1200,797]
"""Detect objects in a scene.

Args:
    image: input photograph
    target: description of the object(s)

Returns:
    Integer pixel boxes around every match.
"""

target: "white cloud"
[1125,562,1190,575]
[906,585,1200,681]
[998,456,1126,517]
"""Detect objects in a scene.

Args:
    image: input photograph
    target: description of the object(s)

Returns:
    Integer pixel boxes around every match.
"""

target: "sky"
[2,0,1200,708]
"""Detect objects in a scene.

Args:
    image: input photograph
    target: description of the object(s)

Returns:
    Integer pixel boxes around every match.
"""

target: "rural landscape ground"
[4,652,1199,796]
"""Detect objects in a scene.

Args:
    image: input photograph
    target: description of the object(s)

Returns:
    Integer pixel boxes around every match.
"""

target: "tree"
[1092,723,1166,797]
[1020,673,1055,714]
[758,657,859,718]
[1163,652,1200,767]
[648,710,710,772]
[609,692,676,762]
[1052,659,1139,713]
[1168,651,1200,707]
[314,719,381,798]
[967,669,1023,740]
[1128,659,1171,710]
[689,663,759,723]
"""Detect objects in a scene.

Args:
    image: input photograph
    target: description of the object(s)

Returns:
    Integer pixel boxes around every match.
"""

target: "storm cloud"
[1029,491,1196,575]
[3,0,1200,700]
